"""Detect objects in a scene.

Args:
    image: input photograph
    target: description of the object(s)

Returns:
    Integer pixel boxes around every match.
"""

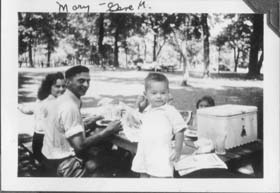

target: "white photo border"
[1,0,279,192]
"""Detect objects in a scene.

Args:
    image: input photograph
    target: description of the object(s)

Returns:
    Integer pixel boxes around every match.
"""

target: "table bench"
[18,134,34,154]
[161,65,176,72]
[18,134,43,177]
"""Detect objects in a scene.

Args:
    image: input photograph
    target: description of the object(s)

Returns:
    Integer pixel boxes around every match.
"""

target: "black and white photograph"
[1,0,280,192]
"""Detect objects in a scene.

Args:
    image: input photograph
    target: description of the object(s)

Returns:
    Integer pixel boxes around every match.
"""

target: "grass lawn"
[18,66,263,138]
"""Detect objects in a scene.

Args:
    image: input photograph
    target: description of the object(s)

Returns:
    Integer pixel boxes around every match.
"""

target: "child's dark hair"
[65,65,89,79]
[37,72,64,100]
[144,72,169,90]
[196,96,215,109]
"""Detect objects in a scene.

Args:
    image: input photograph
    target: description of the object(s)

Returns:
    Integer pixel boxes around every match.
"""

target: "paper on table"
[120,106,142,142]
[81,106,104,118]
[82,100,142,142]
[119,128,140,142]
[174,153,227,176]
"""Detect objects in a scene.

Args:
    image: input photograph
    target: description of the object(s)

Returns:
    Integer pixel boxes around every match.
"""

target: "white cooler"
[197,104,258,149]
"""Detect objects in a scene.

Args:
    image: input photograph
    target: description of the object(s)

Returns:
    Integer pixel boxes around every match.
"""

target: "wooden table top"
[111,133,263,165]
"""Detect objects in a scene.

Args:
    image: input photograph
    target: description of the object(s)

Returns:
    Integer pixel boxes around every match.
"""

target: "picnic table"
[161,65,176,72]
[82,107,263,177]
[110,132,263,177]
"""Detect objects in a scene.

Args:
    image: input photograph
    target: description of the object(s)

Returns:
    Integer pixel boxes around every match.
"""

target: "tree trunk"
[256,51,263,73]
[114,26,120,67]
[144,41,147,61]
[234,48,240,72]
[125,48,128,67]
[201,13,210,77]
[179,54,183,69]
[98,13,105,64]
[47,47,51,67]
[218,47,222,63]
[181,54,189,86]
[33,45,36,67]
[28,38,33,67]
[137,44,140,59]
[248,14,263,78]
[153,34,157,61]
[125,40,128,66]
[156,38,166,59]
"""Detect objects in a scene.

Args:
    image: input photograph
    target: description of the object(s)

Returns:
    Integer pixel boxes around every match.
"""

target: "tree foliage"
[18,12,263,80]
[213,14,253,72]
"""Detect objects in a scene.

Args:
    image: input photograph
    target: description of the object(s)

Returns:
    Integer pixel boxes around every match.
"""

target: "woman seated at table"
[18,72,66,162]
[184,95,215,138]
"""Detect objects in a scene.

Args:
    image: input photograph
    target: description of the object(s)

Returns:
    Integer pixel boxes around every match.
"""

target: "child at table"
[185,96,215,138]
[131,72,186,178]
[196,95,215,109]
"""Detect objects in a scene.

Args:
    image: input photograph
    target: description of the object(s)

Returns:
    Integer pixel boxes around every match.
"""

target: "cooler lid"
[197,104,257,117]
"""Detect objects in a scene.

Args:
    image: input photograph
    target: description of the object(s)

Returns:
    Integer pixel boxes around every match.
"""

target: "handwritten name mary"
[56,1,90,13]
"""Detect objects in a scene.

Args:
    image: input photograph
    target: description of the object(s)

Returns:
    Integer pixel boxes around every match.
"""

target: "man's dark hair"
[144,72,169,90]
[65,65,89,79]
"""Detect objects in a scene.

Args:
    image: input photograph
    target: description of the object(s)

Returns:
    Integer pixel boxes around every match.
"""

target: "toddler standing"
[131,72,186,178]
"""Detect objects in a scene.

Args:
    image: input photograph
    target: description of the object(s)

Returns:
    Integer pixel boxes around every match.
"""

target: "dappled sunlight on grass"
[18,66,69,73]
[188,77,262,89]
[87,80,144,99]
[188,81,225,90]
[18,69,263,138]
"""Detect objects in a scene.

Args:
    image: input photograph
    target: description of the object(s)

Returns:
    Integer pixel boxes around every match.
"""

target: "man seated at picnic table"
[41,65,123,177]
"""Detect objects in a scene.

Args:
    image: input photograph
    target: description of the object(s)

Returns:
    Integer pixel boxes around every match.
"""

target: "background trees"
[18,13,263,79]
[18,13,41,67]
[213,14,252,73]
[247,14,263,78]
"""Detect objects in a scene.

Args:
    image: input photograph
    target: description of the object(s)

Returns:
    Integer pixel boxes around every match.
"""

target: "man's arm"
[18,104,34,115]
[83,115,103,131]
[68,120,122,154]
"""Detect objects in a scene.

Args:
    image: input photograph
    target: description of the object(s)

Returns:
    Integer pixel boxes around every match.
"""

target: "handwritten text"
[56,0,151,13]
[56,1,90,13]
[99,0,150,12]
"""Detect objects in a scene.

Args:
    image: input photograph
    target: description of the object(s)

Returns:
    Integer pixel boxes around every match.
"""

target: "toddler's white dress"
[131,104,186,177]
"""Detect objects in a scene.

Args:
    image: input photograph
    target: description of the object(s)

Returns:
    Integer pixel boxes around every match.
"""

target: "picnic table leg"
[251,150,263,177]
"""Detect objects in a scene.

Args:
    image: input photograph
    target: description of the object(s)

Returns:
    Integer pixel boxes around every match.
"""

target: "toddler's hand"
[136,95,148,112]
[170,150,181,162]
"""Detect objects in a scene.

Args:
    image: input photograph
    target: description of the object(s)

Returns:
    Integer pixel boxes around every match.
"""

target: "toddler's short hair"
[144,72,169,90]
[65,65,89,79]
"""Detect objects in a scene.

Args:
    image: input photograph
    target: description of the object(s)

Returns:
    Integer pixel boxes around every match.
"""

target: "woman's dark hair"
[37,72,64,100]
[196,95,215,109]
